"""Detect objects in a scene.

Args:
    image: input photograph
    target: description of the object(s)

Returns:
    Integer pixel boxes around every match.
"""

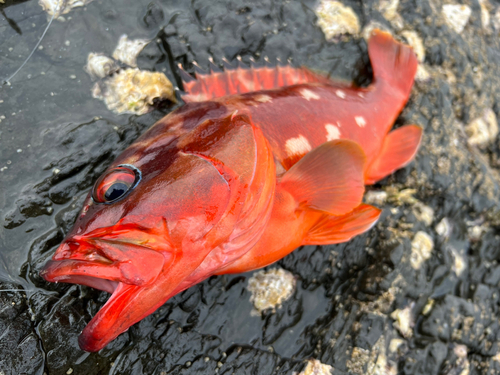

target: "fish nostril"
[68,241,81,252]
[52,243,70,260]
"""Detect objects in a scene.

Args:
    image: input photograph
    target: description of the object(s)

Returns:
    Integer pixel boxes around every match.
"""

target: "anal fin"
[303,204,381,245]
[365,124,422,184]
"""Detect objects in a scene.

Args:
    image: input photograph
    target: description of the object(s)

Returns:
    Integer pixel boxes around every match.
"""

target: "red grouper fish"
[40,30,422,352]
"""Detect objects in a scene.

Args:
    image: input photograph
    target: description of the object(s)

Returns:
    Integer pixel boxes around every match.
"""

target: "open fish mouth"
[41,254,146,352]
[40,235,180,352]
[39,235,173,352]
[40,233,169,291]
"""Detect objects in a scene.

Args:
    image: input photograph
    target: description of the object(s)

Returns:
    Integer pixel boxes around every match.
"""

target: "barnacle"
[38,0,94,17]
[315,0,360,40]
[92,69,176,115]
[247,268,295,314]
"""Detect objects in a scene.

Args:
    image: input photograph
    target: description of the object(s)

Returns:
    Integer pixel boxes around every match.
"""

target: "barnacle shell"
[465,108,498,147]
[112,35,150,68]
[38,0,94,17]
[92,69,176,115]
[296,359,334,375]
[85,53,119,80]
[442,4,472,34]
[247,268,295,314]
[315,0,360,40]
[410,231,434,269]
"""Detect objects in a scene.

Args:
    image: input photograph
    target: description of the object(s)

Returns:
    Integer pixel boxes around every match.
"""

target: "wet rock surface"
[1,0,500,374]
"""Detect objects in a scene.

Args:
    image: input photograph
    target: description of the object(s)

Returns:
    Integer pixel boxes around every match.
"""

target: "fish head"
[40,109,276,351]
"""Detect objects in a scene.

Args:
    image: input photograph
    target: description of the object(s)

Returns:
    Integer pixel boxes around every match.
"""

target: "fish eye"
[92,165,141,204]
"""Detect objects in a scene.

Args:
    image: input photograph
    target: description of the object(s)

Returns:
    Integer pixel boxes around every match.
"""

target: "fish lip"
[40,259,122,293]
[42,235,167,288]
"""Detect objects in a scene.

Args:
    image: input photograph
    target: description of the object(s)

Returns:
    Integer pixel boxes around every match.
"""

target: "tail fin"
[368,30,418,99]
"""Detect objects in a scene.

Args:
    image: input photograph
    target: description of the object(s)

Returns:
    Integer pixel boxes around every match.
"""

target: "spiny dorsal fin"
[179,58,331,102]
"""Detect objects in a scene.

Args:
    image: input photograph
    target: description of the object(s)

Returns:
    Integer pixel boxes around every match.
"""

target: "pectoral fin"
[279,139,366,215]
[303,204,381,245]
[365,125,422,184]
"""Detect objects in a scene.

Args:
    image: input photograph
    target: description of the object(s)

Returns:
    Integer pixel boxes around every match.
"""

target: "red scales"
[41,30,422,352]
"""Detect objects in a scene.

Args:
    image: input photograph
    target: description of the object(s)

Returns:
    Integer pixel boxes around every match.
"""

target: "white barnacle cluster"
[347,337,395,375]
[390,303,414,338]
[247,268,296,314]
[92,70,175,115]
[86,35,176,115]
[294,359,333,375]
[464,108,498,147]
[85,53,119,80]
[378,0,404,30]
[112,35,150,68]
[442,4,472,34]
[39,0,94,18]
[410,231,434,270]
[315,0,360,40]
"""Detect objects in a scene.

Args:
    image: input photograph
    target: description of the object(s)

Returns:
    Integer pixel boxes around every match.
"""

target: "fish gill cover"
[1,0,500,374]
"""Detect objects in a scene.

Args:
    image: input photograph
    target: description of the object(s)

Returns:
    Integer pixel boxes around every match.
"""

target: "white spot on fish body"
[285,135,312,157]
[358,92,365,98]
[335,89,346,99]
[355,116,367,127]
[254,94,272,103]
[325,124,341,141]
[299,88,320,101]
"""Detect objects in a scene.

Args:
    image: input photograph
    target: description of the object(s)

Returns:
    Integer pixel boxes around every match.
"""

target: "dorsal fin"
[179,61,331,102]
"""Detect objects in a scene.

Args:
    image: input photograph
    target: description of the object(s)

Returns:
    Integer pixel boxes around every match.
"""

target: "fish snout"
[52,241,77,260]
[42,231,171,292]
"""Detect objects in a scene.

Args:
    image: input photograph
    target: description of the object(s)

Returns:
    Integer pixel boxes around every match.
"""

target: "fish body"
[41,30,422,352]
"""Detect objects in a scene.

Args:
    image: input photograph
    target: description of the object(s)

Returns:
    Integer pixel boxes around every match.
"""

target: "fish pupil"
[105,182,129,201]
